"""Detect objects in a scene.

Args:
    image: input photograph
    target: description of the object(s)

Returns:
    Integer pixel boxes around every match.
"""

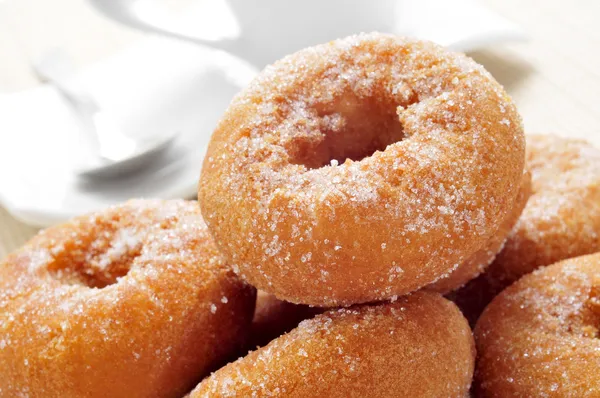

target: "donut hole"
[288,93,407,169]
[47,226,144,289]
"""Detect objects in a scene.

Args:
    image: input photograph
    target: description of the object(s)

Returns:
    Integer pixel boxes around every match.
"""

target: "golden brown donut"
[0,199,256,398]
[199,32,525,306]
[452,134,600,323]
[249,291,321,348]
[474,253,600,397]
[190,291,475,398]
[492,134,600,280]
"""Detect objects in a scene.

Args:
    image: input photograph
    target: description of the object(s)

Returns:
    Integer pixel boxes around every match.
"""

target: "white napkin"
[0,0,525,227]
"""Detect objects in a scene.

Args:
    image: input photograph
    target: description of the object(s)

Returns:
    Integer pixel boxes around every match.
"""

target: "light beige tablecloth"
[1,0,599,258]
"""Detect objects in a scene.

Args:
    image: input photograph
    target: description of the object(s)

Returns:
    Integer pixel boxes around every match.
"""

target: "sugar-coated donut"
[199,32,525,306]
[475,253,600,397]
[0,200,256,398]
[249,291,321,348]
[189,291,475,398]
[452,134,600,323]
[489,134,600,280]
[429,171,531,294]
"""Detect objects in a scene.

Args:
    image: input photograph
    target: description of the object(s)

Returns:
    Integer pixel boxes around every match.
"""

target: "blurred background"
[1,0,599,257]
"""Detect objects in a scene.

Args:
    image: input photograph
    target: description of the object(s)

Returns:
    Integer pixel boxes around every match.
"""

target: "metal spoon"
[32,49,178,179]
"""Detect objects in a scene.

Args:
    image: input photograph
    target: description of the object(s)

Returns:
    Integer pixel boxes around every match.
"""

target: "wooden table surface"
[1,0,599,259]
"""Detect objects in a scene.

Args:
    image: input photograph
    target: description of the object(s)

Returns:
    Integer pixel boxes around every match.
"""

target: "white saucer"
[0,39,257,226]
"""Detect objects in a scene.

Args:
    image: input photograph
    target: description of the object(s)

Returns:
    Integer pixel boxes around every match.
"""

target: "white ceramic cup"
[88,0,398,66]
[225,0,398,64]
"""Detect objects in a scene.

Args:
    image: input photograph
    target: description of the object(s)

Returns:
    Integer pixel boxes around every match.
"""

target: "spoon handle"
[32,49,100,108]
[32,49,136,162]
[32,49,103,149]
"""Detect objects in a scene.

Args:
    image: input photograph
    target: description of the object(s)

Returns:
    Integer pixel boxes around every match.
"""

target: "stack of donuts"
[1,33,599,397]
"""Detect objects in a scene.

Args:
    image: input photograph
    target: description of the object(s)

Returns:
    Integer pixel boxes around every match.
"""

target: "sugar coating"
[199,32,525,306]
[429,170,531,294]
[0,199,256,398]
[475,253,600,397]
[189,291,475,398]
